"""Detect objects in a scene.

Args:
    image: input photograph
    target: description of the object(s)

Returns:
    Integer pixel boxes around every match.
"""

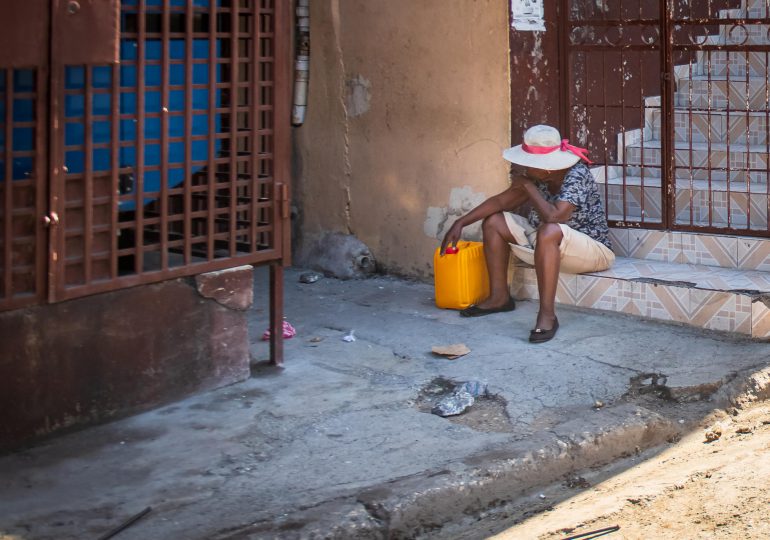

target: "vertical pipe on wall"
[292,0,309,126]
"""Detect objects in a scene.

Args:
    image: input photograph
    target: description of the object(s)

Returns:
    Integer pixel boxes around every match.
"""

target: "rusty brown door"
[562,0,770,236]
[0,0,291,311]
[0,1,50,309]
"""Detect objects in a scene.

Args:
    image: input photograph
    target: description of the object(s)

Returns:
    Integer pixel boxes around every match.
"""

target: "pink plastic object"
[262,320,297,341]
[445,246,459,254]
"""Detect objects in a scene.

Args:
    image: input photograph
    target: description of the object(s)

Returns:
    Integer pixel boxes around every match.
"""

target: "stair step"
[694,50,769,77]
[702,21,770,46]
[598,180,770,229]
[647,108,770,145]
[599,174,770,193]
[676,76,770,110]
[623,140,770,179]
[607,228,770,269]
[510,256,770,337]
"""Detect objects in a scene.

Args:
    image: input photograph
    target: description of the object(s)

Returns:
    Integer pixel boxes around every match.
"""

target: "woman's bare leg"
[474,213,517,309]
[534,223,563,330]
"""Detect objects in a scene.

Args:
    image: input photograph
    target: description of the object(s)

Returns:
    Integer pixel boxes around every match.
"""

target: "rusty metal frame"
[667,1,770,236]
[0,0,50,311]
[2,0,292,366]
[44,0,290,304]
[560,0,770,237]
[559,0,667,231]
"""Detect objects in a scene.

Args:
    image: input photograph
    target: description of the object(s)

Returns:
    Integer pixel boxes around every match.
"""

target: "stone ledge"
[195,265,254,311]
[511,257,770,338]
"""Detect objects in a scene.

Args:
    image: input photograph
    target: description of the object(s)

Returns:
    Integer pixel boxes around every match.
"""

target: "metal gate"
[1,1,290,311]
[561,0,770,236]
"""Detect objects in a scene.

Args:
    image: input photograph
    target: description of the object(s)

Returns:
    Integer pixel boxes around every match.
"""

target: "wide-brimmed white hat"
[502,125,591,170]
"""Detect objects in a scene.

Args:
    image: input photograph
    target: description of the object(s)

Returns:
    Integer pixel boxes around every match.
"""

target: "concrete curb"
[213,404,677,539]
[714,365,770,409]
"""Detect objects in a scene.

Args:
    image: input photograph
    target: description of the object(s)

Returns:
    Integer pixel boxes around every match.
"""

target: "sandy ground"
[489,402,770,540]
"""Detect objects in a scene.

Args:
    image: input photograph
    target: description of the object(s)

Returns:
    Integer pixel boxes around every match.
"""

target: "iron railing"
[561,0,770,235]
[0,0,291,316]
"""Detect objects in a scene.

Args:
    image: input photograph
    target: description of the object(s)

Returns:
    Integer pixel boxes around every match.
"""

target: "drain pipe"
[292,0,310,126]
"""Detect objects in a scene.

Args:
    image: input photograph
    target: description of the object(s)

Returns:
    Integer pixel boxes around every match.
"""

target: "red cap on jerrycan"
[445,246,459,254]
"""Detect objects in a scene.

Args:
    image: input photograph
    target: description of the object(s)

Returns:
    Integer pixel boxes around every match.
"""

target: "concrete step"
[714,23,770,46]
[511,255,770,338]
[622,140,770,180]
[596,176,770,229]
[694,50,769,77]
[676,76,770,110]
[647,108,770,145]
[746,0,770,17]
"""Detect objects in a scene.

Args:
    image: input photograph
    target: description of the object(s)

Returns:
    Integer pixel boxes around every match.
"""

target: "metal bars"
[47,0,287,302]
[669,0,770,233]
[0,68,46,310]
[561,0,664,228]
[561,0,770,236]
[0,0,289,311]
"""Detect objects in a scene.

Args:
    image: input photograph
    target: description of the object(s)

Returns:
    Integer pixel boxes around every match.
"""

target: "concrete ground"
[1,267,769,540]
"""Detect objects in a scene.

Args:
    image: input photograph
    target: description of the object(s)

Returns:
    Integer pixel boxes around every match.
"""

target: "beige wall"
[294,0,512,278]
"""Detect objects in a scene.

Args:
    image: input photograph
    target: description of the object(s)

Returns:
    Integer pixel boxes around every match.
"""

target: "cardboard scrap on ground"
[431,343,470,360]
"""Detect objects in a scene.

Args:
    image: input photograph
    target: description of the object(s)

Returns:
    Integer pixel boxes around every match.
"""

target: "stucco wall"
[294,0,512,278]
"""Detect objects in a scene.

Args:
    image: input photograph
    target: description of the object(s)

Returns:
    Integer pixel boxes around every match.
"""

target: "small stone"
[593,400,604,409]
[299,272,321,284]
[704,426,722,443]
[736,426,753,434]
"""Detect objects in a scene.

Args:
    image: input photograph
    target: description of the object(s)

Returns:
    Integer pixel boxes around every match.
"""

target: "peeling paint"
[346,74,371,117]
[424,186,487,241]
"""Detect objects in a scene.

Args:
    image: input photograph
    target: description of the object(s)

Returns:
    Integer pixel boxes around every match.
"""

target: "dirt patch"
[415,377,513,434]
[483,402,770,539]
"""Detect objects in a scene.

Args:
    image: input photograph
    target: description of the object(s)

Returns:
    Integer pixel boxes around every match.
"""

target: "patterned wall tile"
[609,228,629,257]
[616,280,647,318]
[737,238,770,271]
[641,282,691,324]
[556,275,577,304]
[510,265,537,300]
[751,299,770,338]
[509,266,576,306]
[626,229,682,262]
[680,233,738,267]
[689,289,752,334]
[575,275,620,312]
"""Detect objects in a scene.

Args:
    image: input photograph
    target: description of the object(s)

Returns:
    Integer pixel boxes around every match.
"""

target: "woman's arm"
[515,177,575,224]
[439,184,529,254]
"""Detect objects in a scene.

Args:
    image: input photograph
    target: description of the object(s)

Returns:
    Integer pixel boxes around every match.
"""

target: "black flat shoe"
[459,297,516,317]
[529,317,559,343]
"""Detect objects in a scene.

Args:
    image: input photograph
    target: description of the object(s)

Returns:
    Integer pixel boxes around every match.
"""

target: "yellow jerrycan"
[433,241,490,309]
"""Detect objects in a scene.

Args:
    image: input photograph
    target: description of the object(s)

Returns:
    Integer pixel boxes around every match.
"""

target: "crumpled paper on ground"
[431,343,470,360]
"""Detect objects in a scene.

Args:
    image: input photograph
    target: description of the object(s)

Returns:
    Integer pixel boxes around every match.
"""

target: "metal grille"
[670,0,770,232]
[0,68,46,309]
[562,0,665,228]
[562,0,770,235]
[50,0,288,301]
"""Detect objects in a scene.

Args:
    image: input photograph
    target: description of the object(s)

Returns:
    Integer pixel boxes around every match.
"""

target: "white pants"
[503,213,615,274]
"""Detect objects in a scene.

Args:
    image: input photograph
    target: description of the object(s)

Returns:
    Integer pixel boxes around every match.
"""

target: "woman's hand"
[440,220,464,255]
[510,173,534,189]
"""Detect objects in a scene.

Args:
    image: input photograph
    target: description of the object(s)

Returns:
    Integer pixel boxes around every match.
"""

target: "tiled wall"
[510,261,770,338]
[608,228,770,270]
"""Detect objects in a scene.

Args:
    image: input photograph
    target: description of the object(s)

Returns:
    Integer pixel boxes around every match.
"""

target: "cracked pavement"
[1,268,769,539]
